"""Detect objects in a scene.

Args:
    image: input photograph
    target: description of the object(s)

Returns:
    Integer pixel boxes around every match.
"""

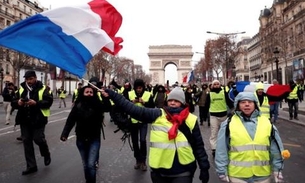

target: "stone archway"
[148,45,193,86]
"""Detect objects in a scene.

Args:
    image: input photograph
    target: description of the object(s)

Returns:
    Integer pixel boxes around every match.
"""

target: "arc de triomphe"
[148,45,193,86]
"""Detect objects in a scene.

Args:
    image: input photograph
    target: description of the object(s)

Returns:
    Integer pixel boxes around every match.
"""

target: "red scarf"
[165,107,190,140]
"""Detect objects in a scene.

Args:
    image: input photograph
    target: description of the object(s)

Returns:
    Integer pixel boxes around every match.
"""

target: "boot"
[44,153,51,166]
[140,162,147,171]
[134,161,141,169]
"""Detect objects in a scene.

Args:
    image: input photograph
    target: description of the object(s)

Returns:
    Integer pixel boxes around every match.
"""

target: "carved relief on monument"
[180,60,190,67]
[151,61,161,67]
[153,72,159,82]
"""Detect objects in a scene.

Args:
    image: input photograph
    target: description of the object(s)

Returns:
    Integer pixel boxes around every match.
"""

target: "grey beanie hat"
[167,87,185,104]
[234,92,258,109]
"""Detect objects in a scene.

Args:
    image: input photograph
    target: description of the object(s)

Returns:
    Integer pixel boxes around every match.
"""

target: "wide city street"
[0,96,304,183]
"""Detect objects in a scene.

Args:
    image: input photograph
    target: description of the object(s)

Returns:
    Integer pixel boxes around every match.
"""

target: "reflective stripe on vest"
[209,90,227,113]
[19,85,51,117]
[255,93,270,118]
[128,90,151,123]
[287,86,298,99]
[228,115,271,177]
[149,110,196,169]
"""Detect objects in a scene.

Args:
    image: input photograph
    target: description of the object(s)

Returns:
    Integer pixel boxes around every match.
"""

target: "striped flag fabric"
[0,0,123,78]
[229,81,291,102]
[182,70,195,83]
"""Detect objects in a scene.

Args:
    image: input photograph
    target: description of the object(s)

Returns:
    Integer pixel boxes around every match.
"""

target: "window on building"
[6,20,10,26]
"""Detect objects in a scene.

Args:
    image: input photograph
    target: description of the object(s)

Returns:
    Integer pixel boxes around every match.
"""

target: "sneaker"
[140,163,147,171]
[134,162,141,169]
[5,122,9,125]
[16,136,23,141]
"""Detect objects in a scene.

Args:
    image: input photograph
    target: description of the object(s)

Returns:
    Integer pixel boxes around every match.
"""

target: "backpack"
[111,105,133,151]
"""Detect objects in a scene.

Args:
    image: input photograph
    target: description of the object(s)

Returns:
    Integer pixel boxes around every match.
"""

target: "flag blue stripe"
[0,14,92,78]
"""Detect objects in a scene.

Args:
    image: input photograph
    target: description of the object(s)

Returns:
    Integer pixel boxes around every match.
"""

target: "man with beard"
[11,70,53,175]
[205,80,234,158]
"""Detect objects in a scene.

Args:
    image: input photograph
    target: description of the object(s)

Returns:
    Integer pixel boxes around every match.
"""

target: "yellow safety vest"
[228,115,272,177]
[149,110,196,169]
[19,85,51,117]
[254,93,270,118]
[128,90,151,123]
[209,90,227,113]
[59,90,66,98]
[287,86,298,99]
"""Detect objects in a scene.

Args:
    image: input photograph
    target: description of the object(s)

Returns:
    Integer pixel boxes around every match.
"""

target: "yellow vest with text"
[19,85,51,117]
[287,86,298,99]
[128,90,151,123]
[149,110,196,169]
[254,93,270,118]
[228,115,272,177]
[209,90,227,113]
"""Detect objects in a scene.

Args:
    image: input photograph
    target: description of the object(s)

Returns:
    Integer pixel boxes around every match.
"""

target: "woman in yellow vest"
[215,92,286,183]
[101,87,210,183]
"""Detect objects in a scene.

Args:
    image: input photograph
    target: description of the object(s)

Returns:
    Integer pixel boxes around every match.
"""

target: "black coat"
[11,81,53,126]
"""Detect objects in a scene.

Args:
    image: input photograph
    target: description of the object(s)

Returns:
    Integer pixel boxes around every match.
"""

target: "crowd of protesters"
[3,74,300,183]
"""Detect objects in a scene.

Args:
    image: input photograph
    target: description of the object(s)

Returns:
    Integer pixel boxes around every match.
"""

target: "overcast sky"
[38,0,274,83]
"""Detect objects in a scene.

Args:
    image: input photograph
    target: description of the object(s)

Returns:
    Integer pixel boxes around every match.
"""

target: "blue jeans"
[270,102,280,122]
[76,138,100,183]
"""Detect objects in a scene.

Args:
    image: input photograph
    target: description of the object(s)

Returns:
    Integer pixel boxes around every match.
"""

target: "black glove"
[199,169,209,183]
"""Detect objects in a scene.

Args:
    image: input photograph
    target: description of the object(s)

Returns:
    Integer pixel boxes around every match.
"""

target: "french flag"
[182,70,195,83]
[229,81,291,102]
[0,0,123,78]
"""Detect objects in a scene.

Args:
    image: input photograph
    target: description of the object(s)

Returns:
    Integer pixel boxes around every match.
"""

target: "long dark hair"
[74,85,101,107]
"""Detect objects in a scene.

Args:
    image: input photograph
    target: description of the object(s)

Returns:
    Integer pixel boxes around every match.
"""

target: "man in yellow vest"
[205,79,234,158]
[215,92,285,183]
[72,82,83,106]
[57,86,67,108]
[127,78,155,171]
[255,83,270,119]
[11,70,53,175]
[101,86,210,183]
[286,80,299,120]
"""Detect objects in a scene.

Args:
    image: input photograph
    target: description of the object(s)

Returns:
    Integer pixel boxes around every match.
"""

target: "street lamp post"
[0,68,3,94]
[40,72,43,83]
[273,47,280,82]
[206,31,246,84]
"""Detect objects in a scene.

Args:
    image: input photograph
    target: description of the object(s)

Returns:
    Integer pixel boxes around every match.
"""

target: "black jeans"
[130,122,148,163]
[20,123,50,168]
[199,106,208,122]
[288,101,298,118]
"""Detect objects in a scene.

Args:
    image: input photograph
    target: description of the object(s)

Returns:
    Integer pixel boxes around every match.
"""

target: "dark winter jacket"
[11,81,53,126]
[61,86,109,141]
[2,86,15,102]
[106,89,210,175]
